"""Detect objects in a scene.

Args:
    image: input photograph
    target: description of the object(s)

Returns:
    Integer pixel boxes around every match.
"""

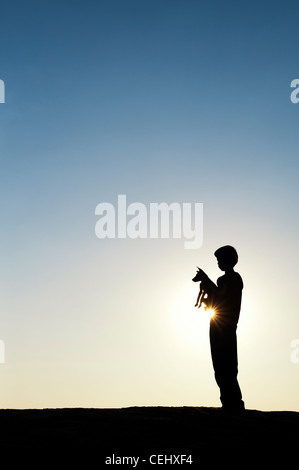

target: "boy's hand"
[202,296,212,309]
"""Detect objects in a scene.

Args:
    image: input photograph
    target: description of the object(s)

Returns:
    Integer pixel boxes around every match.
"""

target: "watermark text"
[290,79,299,103]
[0,340,5,363]
[0,79,5,103]
[95,195,203,249]
[290,339,299,364]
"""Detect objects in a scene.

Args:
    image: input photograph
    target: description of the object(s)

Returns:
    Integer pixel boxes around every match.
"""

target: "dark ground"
[0,406,298,466]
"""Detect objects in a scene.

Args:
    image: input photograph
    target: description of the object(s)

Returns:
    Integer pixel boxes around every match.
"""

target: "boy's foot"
[221,401,245,414]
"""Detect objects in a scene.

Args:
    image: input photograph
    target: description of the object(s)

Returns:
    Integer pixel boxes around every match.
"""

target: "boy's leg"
[210,324,244,410]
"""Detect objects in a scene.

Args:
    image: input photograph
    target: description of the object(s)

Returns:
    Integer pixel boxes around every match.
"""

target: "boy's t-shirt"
[213,271,243,327]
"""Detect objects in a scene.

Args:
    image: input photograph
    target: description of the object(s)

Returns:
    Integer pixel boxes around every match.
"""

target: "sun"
[169,285,213,349]
[205,308,215,319]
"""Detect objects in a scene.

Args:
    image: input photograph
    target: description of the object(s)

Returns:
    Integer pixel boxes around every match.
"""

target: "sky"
[0,0,299,411]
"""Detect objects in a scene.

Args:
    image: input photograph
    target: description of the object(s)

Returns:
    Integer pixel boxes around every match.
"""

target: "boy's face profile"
[214,245,238,272]
[216,256,233,272]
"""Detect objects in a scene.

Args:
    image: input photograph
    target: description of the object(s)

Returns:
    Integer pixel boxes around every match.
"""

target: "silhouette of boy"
[193,245,245,412]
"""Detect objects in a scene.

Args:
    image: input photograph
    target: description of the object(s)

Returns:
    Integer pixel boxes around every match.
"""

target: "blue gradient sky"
[1,0,299,410]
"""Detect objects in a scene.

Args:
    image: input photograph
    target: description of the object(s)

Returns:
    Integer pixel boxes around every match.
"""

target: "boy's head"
[214,245,238,271]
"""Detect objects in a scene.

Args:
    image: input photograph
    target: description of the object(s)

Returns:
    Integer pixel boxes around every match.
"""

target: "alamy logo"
[0,79,5,103]
[0,340,5,363]
[290,339,299,364]
[95,195,203,249]
[290,79,299,103]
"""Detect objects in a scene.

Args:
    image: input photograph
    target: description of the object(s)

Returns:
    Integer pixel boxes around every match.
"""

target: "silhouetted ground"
[0,406,298,465]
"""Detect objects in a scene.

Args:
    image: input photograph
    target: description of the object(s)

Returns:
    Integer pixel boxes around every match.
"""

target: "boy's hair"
[214,245,238,268]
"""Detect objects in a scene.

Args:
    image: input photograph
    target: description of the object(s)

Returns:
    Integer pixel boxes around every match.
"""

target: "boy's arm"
[213,276,243,320]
